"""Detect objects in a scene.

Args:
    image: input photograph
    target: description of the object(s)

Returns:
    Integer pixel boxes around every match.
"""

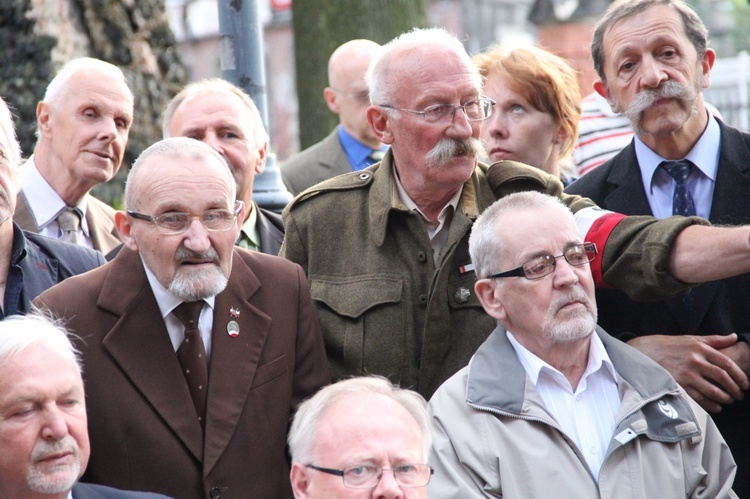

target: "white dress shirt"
[636,113,721,220]
[507,331,621,480]
[143,261,215,361]
[18,157,95,249]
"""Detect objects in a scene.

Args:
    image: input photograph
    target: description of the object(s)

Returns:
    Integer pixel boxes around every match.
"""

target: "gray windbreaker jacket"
[428,326,737,498]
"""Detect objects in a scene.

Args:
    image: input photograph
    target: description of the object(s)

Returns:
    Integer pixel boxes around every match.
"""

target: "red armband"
[574,207,627,288]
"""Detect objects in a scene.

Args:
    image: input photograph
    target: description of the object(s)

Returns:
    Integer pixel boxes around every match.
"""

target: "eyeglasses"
[305,463,433,489]
[487,242,597,281]
[127,200,243,235]
[379,97,495,123]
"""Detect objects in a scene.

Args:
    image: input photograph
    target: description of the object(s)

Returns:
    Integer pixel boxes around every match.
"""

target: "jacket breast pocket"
[310,275,404,381]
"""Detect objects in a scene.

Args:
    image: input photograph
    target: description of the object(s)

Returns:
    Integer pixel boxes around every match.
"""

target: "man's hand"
[627,334,749,413]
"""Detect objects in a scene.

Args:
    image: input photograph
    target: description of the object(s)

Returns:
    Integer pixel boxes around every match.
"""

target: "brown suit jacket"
[15,191,121,254]
[35,247,330,498]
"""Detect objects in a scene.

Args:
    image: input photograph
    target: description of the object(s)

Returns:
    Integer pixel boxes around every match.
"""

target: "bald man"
[281,39,386,195]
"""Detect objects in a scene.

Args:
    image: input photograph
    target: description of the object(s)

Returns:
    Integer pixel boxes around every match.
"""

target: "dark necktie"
[661,160,696,217]
[56,207,82,244]
[173,301,208,429]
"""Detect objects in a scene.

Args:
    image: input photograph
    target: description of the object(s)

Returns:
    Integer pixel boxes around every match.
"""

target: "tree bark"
[0,0,187,206]
[292,0,428,150]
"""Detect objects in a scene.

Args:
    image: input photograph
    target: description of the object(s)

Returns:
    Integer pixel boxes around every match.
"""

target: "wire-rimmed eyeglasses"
[379,97,495,123]
[127,200,243,235]
[487,242,598,281]
[305,463,434,489]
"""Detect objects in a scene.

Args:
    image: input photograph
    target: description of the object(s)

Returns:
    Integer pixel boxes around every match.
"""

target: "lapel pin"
[227,320,240,337]
[229,307,240,318]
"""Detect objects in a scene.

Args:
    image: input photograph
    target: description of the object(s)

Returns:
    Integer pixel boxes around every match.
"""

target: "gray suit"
[280,128,352,195]
[72,482,170,498]
[15,191,121,254]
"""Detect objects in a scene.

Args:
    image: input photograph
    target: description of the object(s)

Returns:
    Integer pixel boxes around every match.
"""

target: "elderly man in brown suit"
[15,57,133,254]
[35,137,330,498]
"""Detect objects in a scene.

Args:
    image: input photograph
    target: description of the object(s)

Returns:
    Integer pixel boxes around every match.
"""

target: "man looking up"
[281,39,386,195]
[16,57,134,254]
[428,191,737,498]
[35,137,330,497]
[163,78,284,254]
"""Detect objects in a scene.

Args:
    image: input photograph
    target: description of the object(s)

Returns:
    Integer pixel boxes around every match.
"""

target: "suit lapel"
[97,249,204,462]
[603,145,654,216]
[19,239,59,311]
[14,192,40,231]
[86,198,121,254]
[204,249,270,475]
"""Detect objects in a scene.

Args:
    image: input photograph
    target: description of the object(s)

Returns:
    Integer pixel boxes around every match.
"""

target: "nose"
[201,131,224,154]
[182,219,212,254]
[638,55,668,89]
[97,117,118,142]
[552,257,579,288]
[41,406,69,441]
[446,106,474,140]
[372,469,404,499]
[484,109,508,139]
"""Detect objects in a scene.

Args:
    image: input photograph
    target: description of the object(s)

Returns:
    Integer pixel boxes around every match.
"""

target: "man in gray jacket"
[428,191,736,498]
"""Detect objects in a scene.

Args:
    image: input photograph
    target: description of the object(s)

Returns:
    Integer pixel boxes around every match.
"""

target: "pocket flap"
[310,276,403,318]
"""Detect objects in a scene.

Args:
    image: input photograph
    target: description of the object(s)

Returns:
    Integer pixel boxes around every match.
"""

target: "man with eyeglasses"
[289,376,432,499]
[281,39,387,195]
[282,26,750,402]
[34,137,330,498]
[428,191,737,498]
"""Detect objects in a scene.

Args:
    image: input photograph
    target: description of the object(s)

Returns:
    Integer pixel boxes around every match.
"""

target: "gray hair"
[124,137,236,211]
[470,191,573,279]
[43,57,133,107]
[0,311,81,372]
[161,78,268,147]
[0,96,21,169]
[288,376,431,464]
[591,0,708,81]
[366,27,482,108]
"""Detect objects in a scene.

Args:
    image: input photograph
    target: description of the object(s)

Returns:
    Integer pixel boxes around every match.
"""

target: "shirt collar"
[637,112,721,194]
[506,330,617,387]
[19,156,91,236]
[239,201,260,251]
[141,257,216,319]
[337,125,386,169]
[393,168,462,229]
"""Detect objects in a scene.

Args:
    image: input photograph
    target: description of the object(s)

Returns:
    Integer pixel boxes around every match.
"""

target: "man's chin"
[170,266,228,301]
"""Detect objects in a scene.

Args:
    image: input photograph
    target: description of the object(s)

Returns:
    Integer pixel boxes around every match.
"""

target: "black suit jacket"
[72,482,171,498]
[19,226,106,312]
[565,119,750,496]
[257,206,284,255]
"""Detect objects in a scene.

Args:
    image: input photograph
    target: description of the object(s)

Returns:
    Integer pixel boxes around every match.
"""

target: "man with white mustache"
[565,0,750,492]
[283,25,750,404]
[34,137,330,498]
[0,313,169,498]
[428,191,738,498]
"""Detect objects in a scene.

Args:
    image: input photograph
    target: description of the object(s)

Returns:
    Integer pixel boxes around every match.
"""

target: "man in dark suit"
[565,0,750,493]
[281,39,387,195]
[0,313,169,499]
[163,78,284,255]
[15,57,133,254]
[0,95,104,318]
[35,137,330,498]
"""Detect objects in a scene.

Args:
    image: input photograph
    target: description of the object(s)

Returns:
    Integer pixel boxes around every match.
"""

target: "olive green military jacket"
[280,151,704,398]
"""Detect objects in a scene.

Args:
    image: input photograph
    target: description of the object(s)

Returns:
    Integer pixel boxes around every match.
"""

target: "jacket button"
[416,251,427,262]
[210,487,221,499]
[418,294,428,305]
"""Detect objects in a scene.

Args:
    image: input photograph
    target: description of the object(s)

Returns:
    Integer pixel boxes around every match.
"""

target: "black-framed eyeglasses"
[127,200,243,235]
[305,463,433,489]
[379,97,495,123]
[487,242,598,281]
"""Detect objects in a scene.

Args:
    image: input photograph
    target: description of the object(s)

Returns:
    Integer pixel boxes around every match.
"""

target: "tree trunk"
[292,0,428,150]
[0,0,187,207]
